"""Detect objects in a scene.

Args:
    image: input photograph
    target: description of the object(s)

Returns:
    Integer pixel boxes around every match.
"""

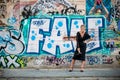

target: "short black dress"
[72,32,90,61]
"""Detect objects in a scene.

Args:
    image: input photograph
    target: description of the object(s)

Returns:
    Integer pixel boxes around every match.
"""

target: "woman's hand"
[84,40,87,43]
[84,38,93,43]
[77,48,80,53]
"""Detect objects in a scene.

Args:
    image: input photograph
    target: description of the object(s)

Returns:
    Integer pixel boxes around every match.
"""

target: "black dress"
[72,32,90,61]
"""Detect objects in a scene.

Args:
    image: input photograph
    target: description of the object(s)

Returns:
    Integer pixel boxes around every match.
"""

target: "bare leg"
[69,59,75,72]
[80,61,86,72]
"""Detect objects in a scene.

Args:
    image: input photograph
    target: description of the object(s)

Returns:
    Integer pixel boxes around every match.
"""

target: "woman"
[69,25,91,72]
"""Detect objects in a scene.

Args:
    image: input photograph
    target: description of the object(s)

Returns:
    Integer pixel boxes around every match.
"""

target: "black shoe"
[69,70,73,72]
[80,70,84,72]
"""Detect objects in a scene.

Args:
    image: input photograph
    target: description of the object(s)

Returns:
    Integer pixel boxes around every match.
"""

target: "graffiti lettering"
[43,17,73,55]
[0,29,25,55]
[87,42,96,49]
[86,17,104,52]
[27,18,50,53]
[45,56,65,65]
[26,16,105,56]
[32,20,46,26]
[102,55,113,64]
[0,56,20,68]
[6,56,20,67]
[87,56,100,65]
[0,56,6,67]
[64,54,73,62]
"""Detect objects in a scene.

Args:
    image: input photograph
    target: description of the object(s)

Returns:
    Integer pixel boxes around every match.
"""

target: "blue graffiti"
[47,43,52,49]
[0,36,4,44]
[7,16,17,24]
[87,56,100,65]
[63,43,70,48]
[31,30,37,41]
[97,20,101,24]
[55,26,59,30]
[58,21,63,27]
[57,30,61,36]
[90,31,95,38]
[8,45,16,51]
[64,55,73,62]
[25,16,105,56]
[32,20,46,26]
[47,38,55,49]
[74,21,78,25]
[51,40,54,43]
[87,42,96,49]
[31,36,36,41]
[74,21,79,28]
[0,29,25,55]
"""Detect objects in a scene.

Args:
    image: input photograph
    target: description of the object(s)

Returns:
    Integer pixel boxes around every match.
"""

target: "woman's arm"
[84,38,93,43]
[84,33,92,43]
[76,32,80,52]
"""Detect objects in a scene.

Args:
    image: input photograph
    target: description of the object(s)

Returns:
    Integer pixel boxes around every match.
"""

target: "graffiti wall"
[0,0,120,68]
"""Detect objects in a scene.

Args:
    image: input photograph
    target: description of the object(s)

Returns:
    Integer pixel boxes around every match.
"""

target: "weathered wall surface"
[0,0,120,68]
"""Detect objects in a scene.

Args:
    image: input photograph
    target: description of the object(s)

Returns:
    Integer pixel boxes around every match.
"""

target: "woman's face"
[80,25,85,32]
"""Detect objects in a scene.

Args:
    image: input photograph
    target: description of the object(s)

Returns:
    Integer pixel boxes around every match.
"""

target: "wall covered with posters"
[0,0,120,68]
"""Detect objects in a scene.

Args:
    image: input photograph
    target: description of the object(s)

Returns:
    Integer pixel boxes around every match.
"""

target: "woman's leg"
[69,59,75,72]
[80,47,86,72]
[80,61,86,72]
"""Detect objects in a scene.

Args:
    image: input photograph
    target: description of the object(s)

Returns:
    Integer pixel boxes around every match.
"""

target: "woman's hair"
[81,25,85,28]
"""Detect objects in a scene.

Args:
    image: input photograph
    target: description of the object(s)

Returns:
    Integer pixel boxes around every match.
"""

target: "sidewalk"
[0,68,120,80]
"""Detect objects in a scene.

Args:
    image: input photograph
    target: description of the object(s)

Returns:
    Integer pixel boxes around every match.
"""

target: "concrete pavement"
[0,68,120,80]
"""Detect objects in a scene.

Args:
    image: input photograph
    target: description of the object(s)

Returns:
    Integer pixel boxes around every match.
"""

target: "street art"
[0,55,26,68]
[7,16,17,25]
[0,55,117,68]
[86,56,101,65]
[0,0,20,28]
[23,16,105,57]
[47,5,85,15]
[0,0,120,68]
[0,27,25,55]
[86,0,111,15]
[45,56,65,65]
[22,5,37,19]
[102,55,113,64]
[64,54,73,62]
[86,0,111,26]
[86,55,114,65]
[0,2,7,18]
[32,0,72,10]
[116,53,120,64]
[110,0,120,21]
[110,0,120,31]
[21,0,73,18]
